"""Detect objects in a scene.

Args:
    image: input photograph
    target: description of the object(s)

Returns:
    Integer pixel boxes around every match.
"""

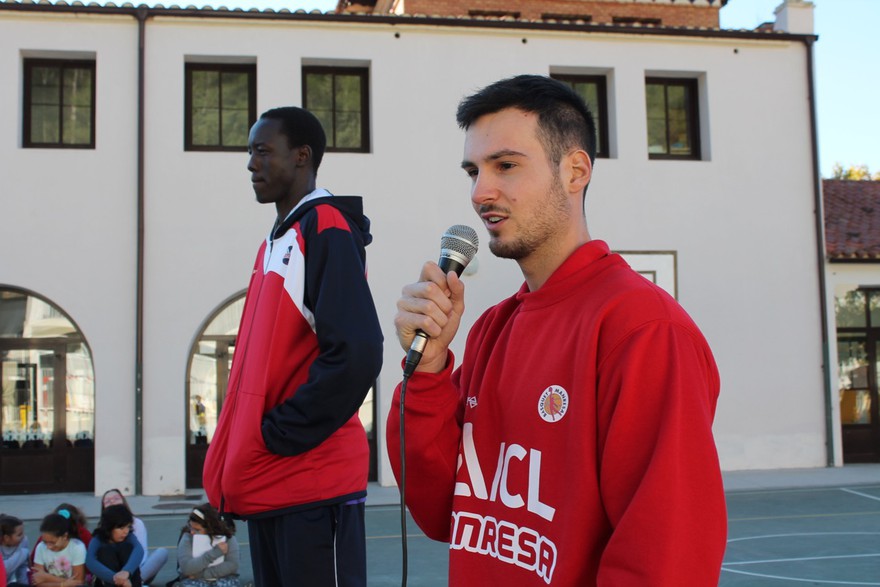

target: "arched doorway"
[184,294,378,487]
[0,287,95,494]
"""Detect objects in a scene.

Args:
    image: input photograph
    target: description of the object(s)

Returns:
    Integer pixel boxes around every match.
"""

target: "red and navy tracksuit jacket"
[204,190,384,518]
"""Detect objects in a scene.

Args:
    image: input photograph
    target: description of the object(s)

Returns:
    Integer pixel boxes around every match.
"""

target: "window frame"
[184,62,257,152]
[550,73,610,159]
[302,65,371,154]
[645,77,701,160]
[22,58,97,149]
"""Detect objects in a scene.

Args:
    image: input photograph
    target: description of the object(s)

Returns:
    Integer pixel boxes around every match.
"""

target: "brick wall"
[388,0,721,28]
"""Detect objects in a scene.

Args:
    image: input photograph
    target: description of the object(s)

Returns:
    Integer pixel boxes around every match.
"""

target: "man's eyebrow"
[461,149,527,169]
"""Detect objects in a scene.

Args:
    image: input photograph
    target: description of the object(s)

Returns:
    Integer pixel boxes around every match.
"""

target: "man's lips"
[481,212,507,229]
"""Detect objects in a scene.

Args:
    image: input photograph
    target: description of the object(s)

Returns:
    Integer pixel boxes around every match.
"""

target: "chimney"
[773,0,815,34]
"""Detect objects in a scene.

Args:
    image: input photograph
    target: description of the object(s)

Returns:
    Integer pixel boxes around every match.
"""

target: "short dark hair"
[260,106,327,173]
[0,514,23,536]
[93,505,133,541]
[456,74,597,168]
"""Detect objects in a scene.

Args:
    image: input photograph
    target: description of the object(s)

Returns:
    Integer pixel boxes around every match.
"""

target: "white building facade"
[0,0,831,496]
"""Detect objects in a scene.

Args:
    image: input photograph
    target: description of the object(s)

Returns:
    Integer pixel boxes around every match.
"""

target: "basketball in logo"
[538,385,569,423]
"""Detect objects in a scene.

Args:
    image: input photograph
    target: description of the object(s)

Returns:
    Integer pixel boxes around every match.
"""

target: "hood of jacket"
[273,192,373,246]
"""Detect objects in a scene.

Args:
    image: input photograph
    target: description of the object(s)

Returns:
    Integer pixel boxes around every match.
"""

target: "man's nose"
[471,172,498,206]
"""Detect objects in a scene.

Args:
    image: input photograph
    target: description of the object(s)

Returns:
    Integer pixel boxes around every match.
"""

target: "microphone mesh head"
[441,225,479,264]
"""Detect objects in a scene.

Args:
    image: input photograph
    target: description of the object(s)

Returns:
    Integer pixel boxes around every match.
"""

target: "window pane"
[836,290,867,327]
[336,74,362,112]
[67,342,95,445]
[32,67,60,105]
[666,85,691,155]
[313,109,335,147]
[30,66,61,144]
[191,70,219,146]
[192,71,219,108]
[1,350,54,448]
[305,73,335,145]
[222,109,248,147]
[63,68,92,107]
[645,84,666,118]
[666,85,686,111]
[221,72,249,109]
[220,72,249,147]
[190,346,219,444]
[839,338,870,424]
[647,118,667,154]
[668,117,691,156]
[305,73,333,111]
[570,81,602,154]
[31,105,60,144]
[0,292,77,339]
[868,291,880,327]
[335,111,362,149]
[62,105,91,145]
[61,67,93,144]
[573,81,598,110]
[646,84,667,154]
[193,109,219,146]
[335,75,362,149]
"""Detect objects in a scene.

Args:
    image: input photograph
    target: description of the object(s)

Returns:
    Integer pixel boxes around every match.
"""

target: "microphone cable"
[398,373,411,587]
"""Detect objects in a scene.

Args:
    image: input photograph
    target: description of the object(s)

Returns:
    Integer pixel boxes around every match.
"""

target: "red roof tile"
[824,179,880,260]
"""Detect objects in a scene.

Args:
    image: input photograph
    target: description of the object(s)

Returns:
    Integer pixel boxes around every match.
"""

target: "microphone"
[403,225,479,378]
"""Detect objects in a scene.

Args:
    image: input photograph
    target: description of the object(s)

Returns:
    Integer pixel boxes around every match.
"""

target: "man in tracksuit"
[204,106,383,587]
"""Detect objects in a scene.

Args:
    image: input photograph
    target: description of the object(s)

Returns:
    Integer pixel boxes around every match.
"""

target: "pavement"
[5,465,880,586]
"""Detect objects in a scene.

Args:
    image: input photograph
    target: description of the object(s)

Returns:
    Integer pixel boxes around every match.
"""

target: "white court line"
[841,487,880,503]
[721,568,880,585]
[724,552,880,566]
[723,532,880,584]
[728,532,880,542]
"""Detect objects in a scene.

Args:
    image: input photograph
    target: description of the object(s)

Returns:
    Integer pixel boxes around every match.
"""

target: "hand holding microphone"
[396,225,479,377]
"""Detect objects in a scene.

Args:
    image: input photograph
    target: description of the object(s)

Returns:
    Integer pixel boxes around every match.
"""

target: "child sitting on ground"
[31,509,87,587]
[29,504,92,566]
[1,513,29,586]
[173,504,240,587]
[86,504,144,587]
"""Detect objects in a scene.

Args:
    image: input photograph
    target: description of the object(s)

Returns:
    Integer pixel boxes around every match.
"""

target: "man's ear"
[294,144,313,168]
[564,149,592,196]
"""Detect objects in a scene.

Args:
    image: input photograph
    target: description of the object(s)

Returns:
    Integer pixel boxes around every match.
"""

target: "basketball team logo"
[538,385,569,423]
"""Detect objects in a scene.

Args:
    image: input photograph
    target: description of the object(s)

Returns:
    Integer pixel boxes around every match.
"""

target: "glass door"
[0,344,94,493]
[1,346,61,492]
[836,287,880,462]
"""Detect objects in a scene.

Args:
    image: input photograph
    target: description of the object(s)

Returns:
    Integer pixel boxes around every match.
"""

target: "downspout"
[804,36,834,466]
[135,6,148,494]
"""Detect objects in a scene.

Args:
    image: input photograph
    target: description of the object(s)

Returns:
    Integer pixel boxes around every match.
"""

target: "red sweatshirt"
[388,240,726,585]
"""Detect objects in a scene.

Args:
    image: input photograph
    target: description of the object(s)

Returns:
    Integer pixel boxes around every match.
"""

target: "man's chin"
[488,240,526,260]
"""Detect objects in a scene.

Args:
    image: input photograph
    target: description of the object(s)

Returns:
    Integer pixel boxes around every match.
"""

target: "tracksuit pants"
[247,502,366,587]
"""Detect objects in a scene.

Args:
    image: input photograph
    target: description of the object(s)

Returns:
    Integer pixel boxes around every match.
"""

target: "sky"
[66,0,880,178]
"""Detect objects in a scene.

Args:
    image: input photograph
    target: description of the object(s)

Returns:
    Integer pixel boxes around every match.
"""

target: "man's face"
[247,118,300,208]
[462,108,572,261]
